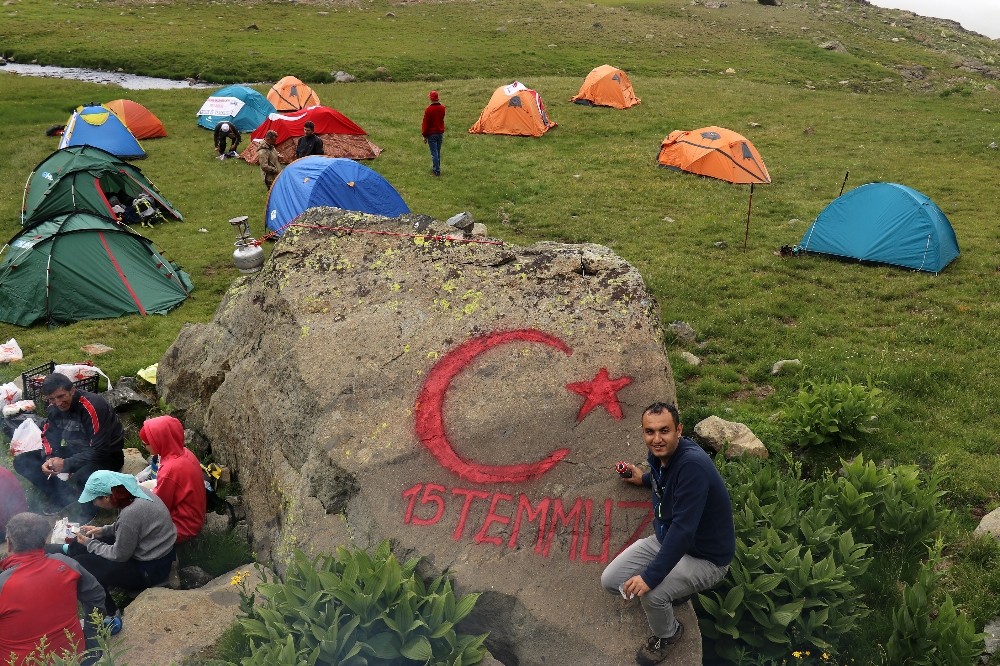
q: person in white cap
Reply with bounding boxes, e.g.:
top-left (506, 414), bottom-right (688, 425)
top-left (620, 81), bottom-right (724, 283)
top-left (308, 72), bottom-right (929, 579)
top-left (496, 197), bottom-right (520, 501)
top-left (214, 121), bottom-right (241, 159)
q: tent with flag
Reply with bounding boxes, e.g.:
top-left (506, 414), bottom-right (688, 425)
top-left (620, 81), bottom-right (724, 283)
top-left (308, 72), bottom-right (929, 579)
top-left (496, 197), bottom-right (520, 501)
top-left (798, 182), bottom-right (960, 273)
top-left (264, 157), bottom-right (409, 236)
top-left (469, 81), bottom-right (557, 137)
top-left (22, 145), bottom-right (182, 226)
top-left (196, 85), bottom-right (275, 132)
top-left (240, 105), bottom-right (383, 164)
top-left (104, 99), bottom-right (167, 139)
top-left (59, 104), bottom-right (145, 159)
top-left (570, 65), bottom-right (641, 109)
top-left (657, 126), bottom-right (770, 184)
top-left (0, 212), bottom-right (193, 326)
top-left (267, 76), bottom-right (321, 112)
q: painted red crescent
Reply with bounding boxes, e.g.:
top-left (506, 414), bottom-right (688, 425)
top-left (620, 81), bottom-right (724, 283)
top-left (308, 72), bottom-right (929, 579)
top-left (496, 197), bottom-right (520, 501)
top-left (414, 329), bottom-right (573, 484)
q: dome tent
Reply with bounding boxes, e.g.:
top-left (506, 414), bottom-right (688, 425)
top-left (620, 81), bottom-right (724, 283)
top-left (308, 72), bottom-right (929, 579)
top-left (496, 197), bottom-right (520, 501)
top-left (196, 85), bottom-right (275, 132)
top-left (570, 65), bottom-right (641, 109)
top-left (469, 81), bottom-right (557, 137)
top-left (0, 212), bottom-right (193, 326)
top-left (265, 157), bottom-right (409, 236)
top-left (267, 76), bottom-right (321, 112)
top-left (240, 106), bottom-right (382, 164)
top-left (104, 99), bottom-right (167, 139)
top-left (798, 182), bottom-right (960, 273)
top-left (22, 145), bottom-right (182, 227)
top-left (657, 126), bottom-right (770, 184)
top-left (59, 104), bottom-right (145, 159)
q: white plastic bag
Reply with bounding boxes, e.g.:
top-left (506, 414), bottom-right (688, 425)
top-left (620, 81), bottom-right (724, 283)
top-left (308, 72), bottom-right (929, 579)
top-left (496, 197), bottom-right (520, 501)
top-left (0, 382), bottom-right (21, 406)
top-left (2, 400), bottom-right (36, 418)
top-left (54, 363), bottom-right (111, 387)
top-left (0, 338), bottom-right (22, 363)
top-left (10, 418), bottom-right (43, 456)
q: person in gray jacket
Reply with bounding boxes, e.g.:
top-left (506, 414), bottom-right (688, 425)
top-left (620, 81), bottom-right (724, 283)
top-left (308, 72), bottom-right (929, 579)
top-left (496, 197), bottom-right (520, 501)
top-left (64, 470), bottom-right (177, 631)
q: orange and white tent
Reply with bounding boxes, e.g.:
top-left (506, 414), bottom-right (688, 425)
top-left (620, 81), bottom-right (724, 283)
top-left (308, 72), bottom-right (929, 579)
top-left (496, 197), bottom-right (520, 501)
top-left (570, 65), bottom-right (640, 109)
top-left (657, 126), bottom-right (771, 184)
top-left (469, 81), bottom-right (557, 137)
top-left (267, 76), bottom-right (321, 112)
top-left (104, 99), bottom-right (167, 139)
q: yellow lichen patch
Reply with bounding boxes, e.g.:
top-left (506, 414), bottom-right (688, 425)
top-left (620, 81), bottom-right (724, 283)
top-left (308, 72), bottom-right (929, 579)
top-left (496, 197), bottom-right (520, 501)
top-left (414, 235), bottom-right (427, 246)
top-left (441, 279), bottom-right (459, 293)
top-left (403, 344), bottom-right (411, 353)
top-left (391, 283), bottom-right (402, 292)
top-left (460, 289), bottom-right (483, 316)
top-left (426, 351), bottom-right (439, 360)
top-left (301, 326), bottom-right (310, 337)
top-left (432, 298), bottom-right (451, 311)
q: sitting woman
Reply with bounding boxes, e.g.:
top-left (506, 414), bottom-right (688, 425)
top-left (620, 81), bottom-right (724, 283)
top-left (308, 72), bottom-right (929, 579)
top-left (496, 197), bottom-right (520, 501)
top-left (67, 470), bottom-right (177, 633)
top-left (138, 415), bottom-right (207, 544)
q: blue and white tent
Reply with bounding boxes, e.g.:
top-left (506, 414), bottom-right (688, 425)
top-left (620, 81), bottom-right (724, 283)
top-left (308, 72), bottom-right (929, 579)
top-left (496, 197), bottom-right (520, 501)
top-left (196, 85), bottom-right (275, 132)
top-left (799, 182), bottom-right (959, 273)
top-left (264, 157), bottom-right (409, 236)
top-left (59, 105), bottom-right (145, 159)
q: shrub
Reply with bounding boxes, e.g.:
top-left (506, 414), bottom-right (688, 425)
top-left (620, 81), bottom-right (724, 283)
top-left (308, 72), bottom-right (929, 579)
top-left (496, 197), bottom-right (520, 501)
top-left (700, 457), bottom-right (872, 662)
top-left (884, 540), bottom-right (985, 665)
top-left (235, 542), bottom-right (487, 666)
top-left (782, 379), bottom-right (884, 449)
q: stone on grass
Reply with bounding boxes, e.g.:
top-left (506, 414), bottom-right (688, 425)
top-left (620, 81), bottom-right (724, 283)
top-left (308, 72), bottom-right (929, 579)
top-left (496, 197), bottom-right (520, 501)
top-left (679, 351), bottom-right (702, 366)
top-left (975, 506), bottom-right (1000, 538)
top-left (332, 71), bottom-right (355, 83)
top-left (694, 415), bottom-right (768, 459)
top-left (770, 358), bottom-right (802, 375)
top-left (669, 320), bottom-right (697, 345)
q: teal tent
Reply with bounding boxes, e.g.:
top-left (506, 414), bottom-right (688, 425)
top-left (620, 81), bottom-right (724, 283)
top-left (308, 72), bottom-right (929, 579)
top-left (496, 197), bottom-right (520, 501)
top-left (0, 212), bottom-right (193, 326)
top-left (22, 146), bottom-right (182, 227)
top-left (799, 182), bottom-right (959, 273)
top-left (196, 85), bottom-right (275, 132)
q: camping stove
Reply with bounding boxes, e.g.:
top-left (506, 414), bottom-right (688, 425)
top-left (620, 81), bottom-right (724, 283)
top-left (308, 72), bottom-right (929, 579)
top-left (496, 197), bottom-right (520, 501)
top-left (229, 215), bottom-right (264, 274)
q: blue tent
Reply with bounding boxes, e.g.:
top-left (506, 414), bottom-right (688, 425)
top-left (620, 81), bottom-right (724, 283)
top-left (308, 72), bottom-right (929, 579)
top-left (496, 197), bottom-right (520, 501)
top-left (59, 105), bottom-right (145, 159)
top-left (196, 85), bottom-right (275, 132)
top-left (265, 157), bottom-right (410, 236)
top-left (799, 182), bottom-right (959, 273)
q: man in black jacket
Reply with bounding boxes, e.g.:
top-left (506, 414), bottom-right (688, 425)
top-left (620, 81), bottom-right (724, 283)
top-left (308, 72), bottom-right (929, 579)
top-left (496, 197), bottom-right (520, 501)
top-left (214, 121), bottom-right (241, 159)
top-left (13, 374), bottom-right (125, 519)
top-left (295, 121), bottom-right (325, 159)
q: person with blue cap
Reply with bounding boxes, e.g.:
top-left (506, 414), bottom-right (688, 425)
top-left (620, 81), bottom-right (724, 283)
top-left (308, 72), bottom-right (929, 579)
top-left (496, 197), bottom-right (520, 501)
top-left (62, 470), bottom-right (177, 635)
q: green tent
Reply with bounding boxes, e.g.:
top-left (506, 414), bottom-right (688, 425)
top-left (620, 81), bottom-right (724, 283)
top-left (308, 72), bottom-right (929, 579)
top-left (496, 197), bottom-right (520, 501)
top-left (0, 212), bottom-right (193, 326)
top-left (22, 145), bottom-right (182, 227)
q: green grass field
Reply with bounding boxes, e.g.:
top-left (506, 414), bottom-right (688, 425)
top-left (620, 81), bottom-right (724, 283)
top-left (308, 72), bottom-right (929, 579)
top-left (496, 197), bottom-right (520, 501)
top-left (2, 0), bottom-right (1000, 660)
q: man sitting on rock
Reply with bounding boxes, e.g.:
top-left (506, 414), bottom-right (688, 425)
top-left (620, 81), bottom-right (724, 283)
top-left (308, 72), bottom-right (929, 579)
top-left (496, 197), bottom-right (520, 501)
top-left (12, 374), bottom-right (125, 522)
top-left (601, 402), bottom-right (735, 666)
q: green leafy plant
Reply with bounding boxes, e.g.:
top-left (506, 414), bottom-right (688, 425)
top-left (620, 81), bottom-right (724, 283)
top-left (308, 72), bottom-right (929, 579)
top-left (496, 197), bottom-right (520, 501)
top-left (783, 379), bottom-right (885, 449)
top-left (235, 542), bottom-right (487, 666)
top-left (884, 539), bottom-right (985, 665)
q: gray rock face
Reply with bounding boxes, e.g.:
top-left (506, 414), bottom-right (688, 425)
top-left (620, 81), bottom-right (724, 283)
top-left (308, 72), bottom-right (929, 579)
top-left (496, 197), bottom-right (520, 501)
top-left (975, 506), bottom-right (1000, 537)
top-left (158, 209), bottom-right (691, 665)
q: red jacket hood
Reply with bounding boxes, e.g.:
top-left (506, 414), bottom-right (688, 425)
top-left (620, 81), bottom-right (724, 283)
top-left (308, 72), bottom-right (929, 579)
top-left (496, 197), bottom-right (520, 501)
top-left (139, 415), bottom-right (186, 458)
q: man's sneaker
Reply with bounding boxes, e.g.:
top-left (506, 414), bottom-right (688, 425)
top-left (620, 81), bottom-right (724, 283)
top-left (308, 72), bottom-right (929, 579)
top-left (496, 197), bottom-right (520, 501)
top-left (635, 622), bottom-right (684, 666)
top-left (103, 615), bottom-right (122, 636)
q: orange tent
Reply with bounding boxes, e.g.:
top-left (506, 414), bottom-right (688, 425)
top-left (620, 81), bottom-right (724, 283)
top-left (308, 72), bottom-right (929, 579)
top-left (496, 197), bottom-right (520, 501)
top-left (469, 81), bottom-right (557, 137)
top-left (657, 126), bottom-right (770, 184)
top-left (267, 76), bottom-right (321, 112)
top-left (104, 99), bottom-right (167, 139)
top-left (570, 65), bottom-right (640, 109)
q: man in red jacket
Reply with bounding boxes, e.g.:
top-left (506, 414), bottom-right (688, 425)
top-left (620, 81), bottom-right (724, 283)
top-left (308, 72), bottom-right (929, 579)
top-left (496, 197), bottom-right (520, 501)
top-left (138, 415), bottom-right (207, 544)
top-left (0, 512), bottom-right (105, 665)
top-left (421, 90), bottom-right (446, 176)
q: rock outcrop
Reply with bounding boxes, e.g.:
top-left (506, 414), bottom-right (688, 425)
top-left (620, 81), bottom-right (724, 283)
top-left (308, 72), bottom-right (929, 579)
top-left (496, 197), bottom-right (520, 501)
top-left (159, 208), bottom-right (691, 665)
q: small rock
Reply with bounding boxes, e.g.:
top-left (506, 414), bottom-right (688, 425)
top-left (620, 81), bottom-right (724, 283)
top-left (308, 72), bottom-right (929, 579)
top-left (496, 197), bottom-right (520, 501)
top-left (446, 211), bottom-right (475, 231)
top-left (983, 617), bottom-right (1000, 655)
top-left (662, 216), bottom-right (675, 223)
top-left (246, 23), bottom-right (259, 30)
top-left (469, 223), bottom-right (489, 238)
top-left (989, 142), bottom-right (998, 150)
top-left (725, 67), bottom-right (736, 74)
top-left (694, 415), bottom-right (768, 459)
top-left (593, 22), bottom-right (603, 29)
top-left (496, 26), bottom-right (507, 33)
top-left (713, 241), bottom-right (727, 249)
top-left (786, 218), bottom-right (801, 225)
top-left (333, 71), bottom-right (355, 83)
top-left (103, 377), bottom-right (155, 411)
top-left (678, 351), bottom-right (702, 366)
top-left (770, 359), bottom-right (802, 375)
top-left (818, 40), bottom-right (848, 53)
top-left (669, 321), bottom-right (697, 345)
top-left (748, 122), bottom-right (762, 128)
top-left (803, 126), bottom-right (815, 134)
top-left (179, 566), bottom-right (215, 589)
top-left (839, 80), bottom-right (850, 85)
top-left (198, 228), bottom-right (208, 233)
top-left (385, 11), bottom-right (395, 17)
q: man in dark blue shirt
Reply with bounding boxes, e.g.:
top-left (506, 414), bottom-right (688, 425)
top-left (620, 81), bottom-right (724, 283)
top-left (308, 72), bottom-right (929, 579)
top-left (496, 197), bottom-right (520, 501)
top-left (601, 402), bottom-right (735, 665)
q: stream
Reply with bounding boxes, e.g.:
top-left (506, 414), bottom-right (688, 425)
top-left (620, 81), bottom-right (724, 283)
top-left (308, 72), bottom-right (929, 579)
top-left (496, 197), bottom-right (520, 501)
top-left (0, 62), bottom-right (214, 90)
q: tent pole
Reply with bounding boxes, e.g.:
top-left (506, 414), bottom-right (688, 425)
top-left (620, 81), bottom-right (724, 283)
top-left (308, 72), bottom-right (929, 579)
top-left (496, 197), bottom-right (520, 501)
top-left (839, 170), bottom-right (850, 196)
top-left (743, 183), bottom-right (754, 254)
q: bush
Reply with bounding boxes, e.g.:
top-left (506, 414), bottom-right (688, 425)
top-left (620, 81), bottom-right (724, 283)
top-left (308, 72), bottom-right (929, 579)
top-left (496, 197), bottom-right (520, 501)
top-left (234, 542), bottom-right (487, 666)
top-left (885, 540), bottom-right (984, 665)
top-left (782, 379), bottom-right (884, 449)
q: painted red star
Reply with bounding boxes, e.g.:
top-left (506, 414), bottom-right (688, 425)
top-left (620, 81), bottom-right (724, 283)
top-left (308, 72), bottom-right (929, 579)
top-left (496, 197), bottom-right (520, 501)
top-left (565, 368), bottom-right (632, 422)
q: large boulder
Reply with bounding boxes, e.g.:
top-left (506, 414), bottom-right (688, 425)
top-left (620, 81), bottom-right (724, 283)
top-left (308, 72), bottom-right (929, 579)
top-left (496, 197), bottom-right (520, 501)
top-left (158, 209), bottom-right (689, 665)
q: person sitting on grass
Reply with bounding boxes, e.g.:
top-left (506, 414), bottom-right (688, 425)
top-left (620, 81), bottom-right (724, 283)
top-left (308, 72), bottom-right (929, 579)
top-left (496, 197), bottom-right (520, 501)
top-left (63, 471), bottom-right (177, 635)
top-left (138, 415), bottom-right (207, 544)
top-left (1, 512), bottom-right (105, 666)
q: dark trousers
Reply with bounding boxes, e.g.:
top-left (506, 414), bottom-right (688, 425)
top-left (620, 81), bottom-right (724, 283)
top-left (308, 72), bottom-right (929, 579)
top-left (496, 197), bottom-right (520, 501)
top-left (217, 138), bottom-right (237, 155)
top-left (13, 447), bottom-right (124, 507)
top-left (68, 537), bottom-right (175, 615)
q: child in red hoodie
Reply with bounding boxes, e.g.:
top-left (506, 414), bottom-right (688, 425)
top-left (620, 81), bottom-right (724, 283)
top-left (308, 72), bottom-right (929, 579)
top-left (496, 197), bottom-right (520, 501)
top-left (138, 416), bottom-right (206, 543)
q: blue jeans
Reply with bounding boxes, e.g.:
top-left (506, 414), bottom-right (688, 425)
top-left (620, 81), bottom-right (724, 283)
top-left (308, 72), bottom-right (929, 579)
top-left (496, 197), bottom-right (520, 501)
top-left (427, 133), bottom-right (443, 174)
top-left (601, 535), bottom-right (729, 638)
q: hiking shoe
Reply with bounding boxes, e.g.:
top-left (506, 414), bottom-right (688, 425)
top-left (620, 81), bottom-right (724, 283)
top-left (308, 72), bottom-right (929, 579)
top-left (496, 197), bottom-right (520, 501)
top-left (103, 615), bottom-right (122, 636)
top-left (635, 623), bottom-right (684, 666)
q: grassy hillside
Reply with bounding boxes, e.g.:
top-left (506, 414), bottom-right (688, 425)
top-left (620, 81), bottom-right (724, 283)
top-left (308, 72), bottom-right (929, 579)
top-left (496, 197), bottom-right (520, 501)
top-left (2, 0), bottom-right (1000, 660)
